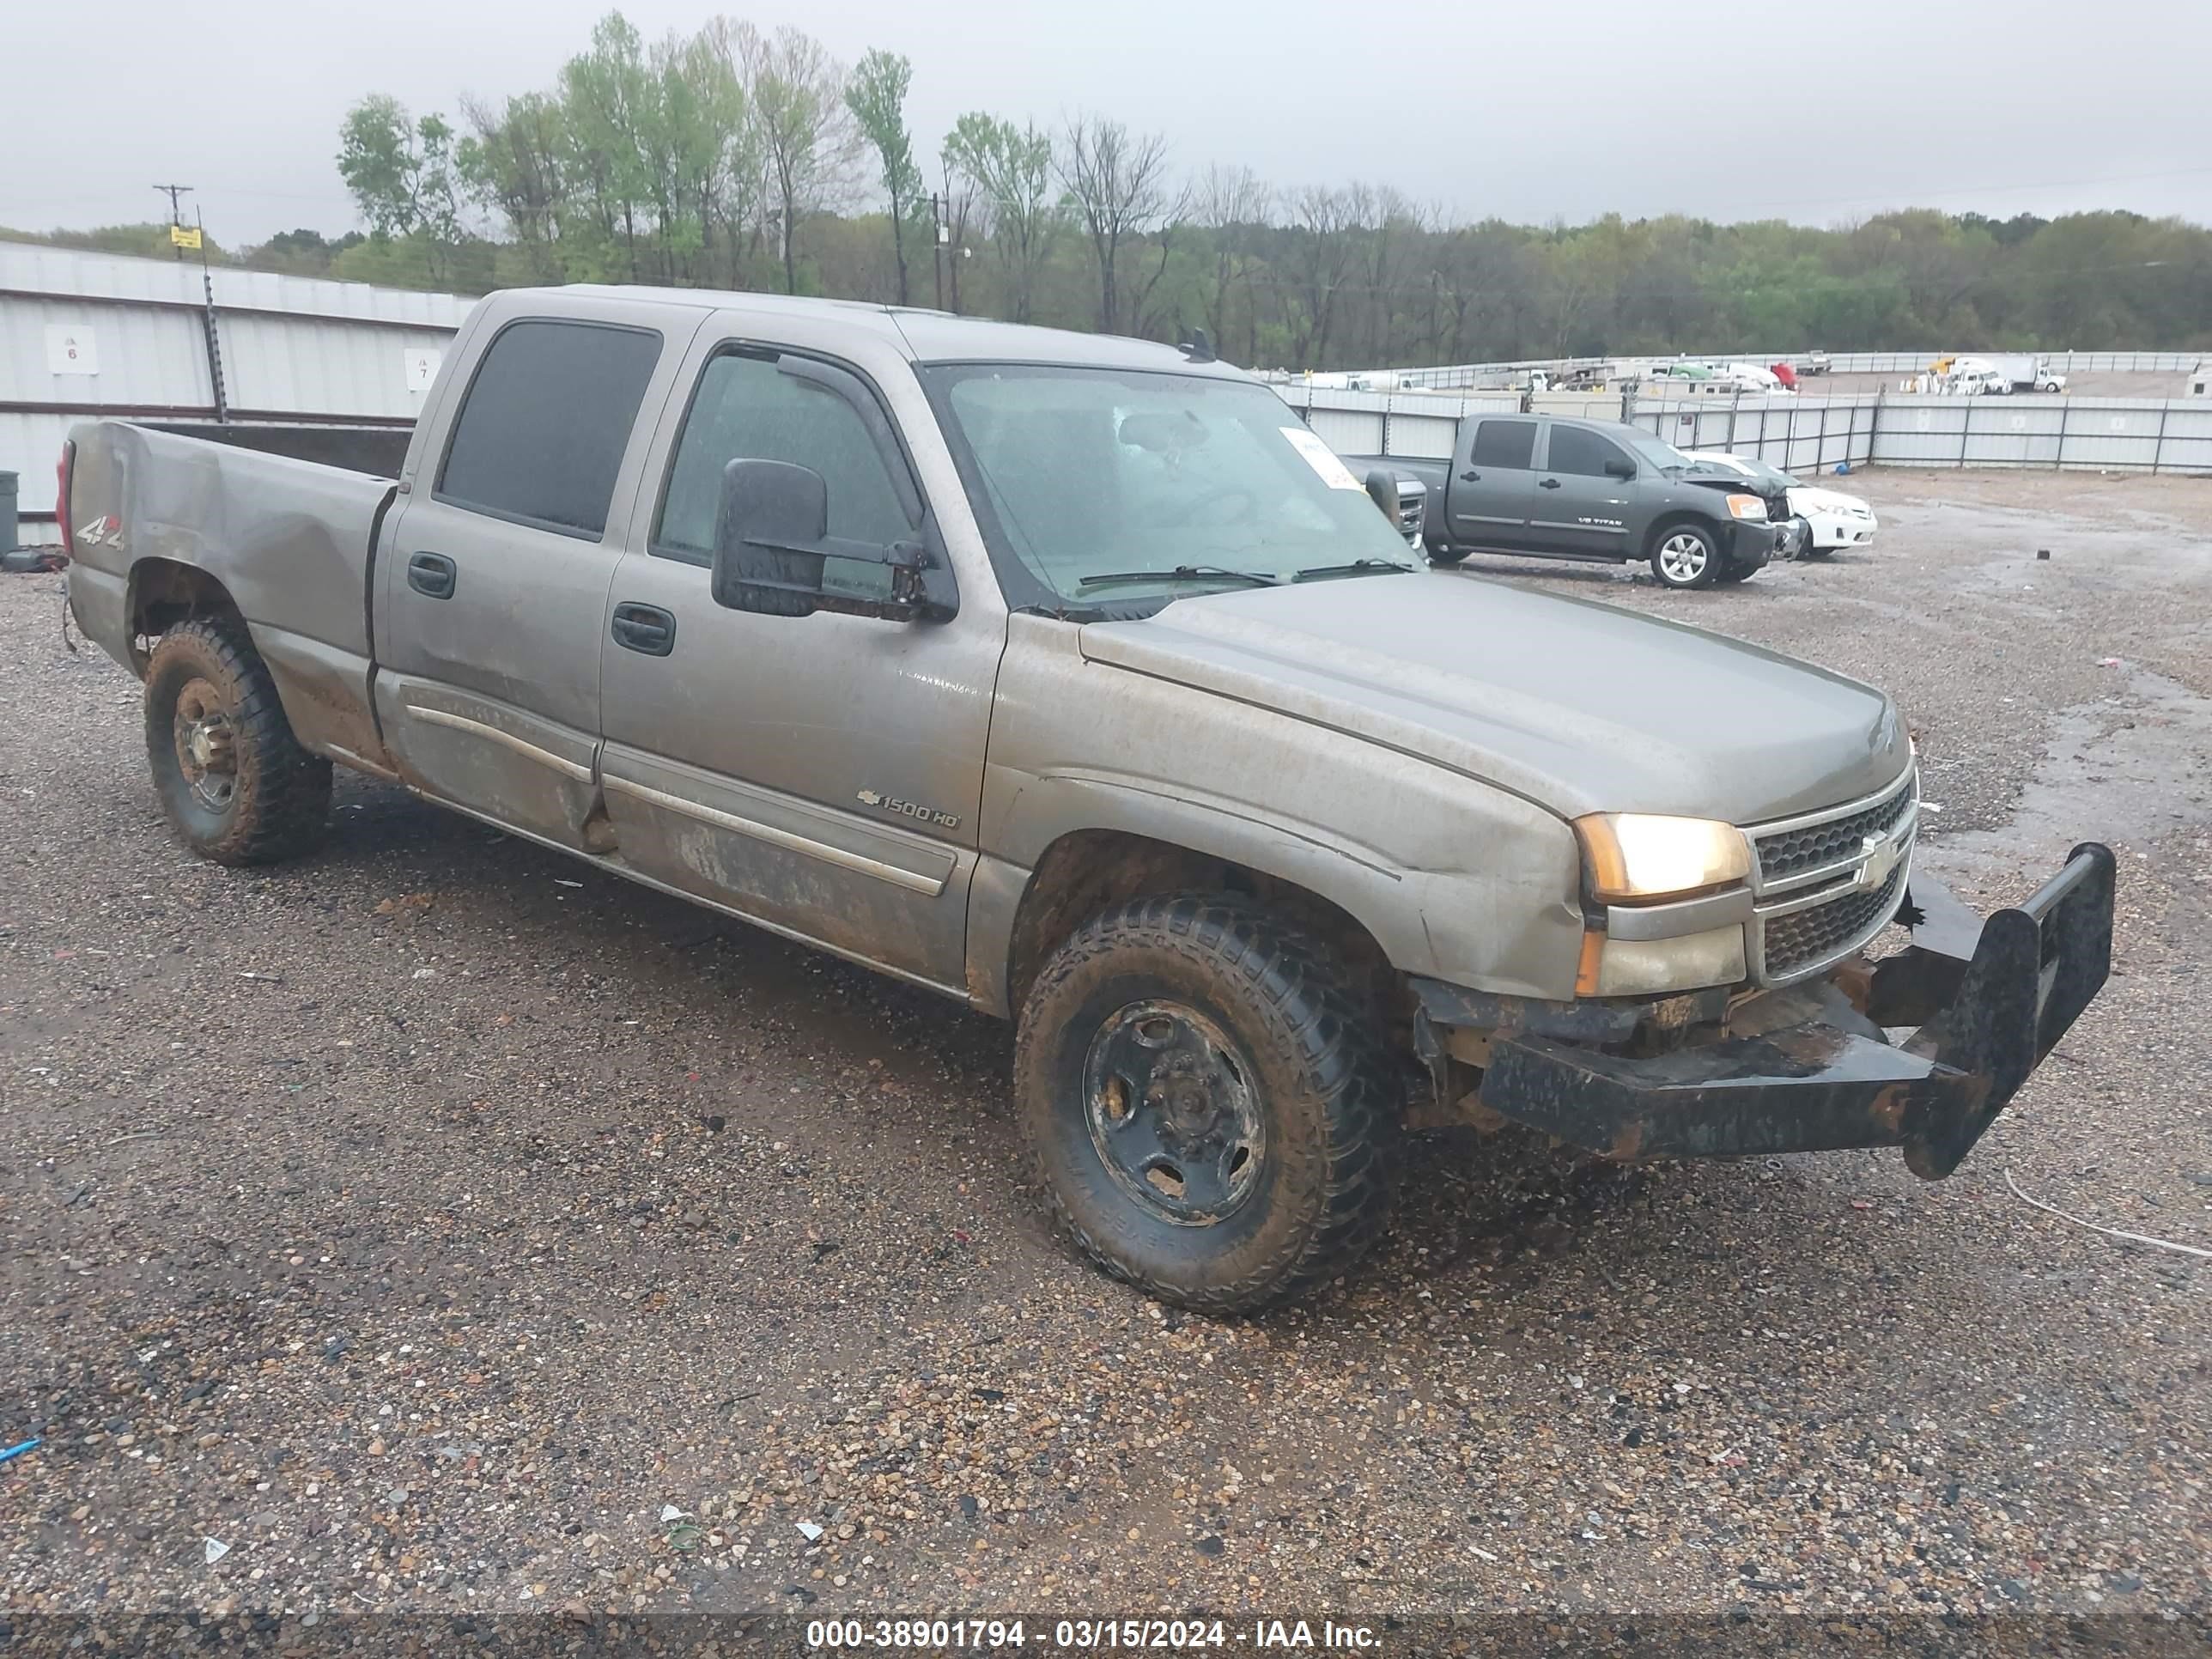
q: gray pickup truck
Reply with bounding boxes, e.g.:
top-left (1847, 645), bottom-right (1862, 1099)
top-left (60, 287), bottom-right (2113, 1311)
top-left (1352, 413), bottom-right (1797, 586)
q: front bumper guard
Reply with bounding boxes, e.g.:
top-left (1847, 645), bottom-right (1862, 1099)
top-left (1440, 844), bottom-right (2115, 1178)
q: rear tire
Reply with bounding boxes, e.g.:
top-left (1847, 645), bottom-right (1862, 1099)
top-left (1426, 544), bottom-right (1469, 568)
top-left (1014, 895), bottom-right (1401, 1312)
top-left (143, 617), bottom-right (331, 866)
top-left (1650, 523), bottom-right (1719, 589)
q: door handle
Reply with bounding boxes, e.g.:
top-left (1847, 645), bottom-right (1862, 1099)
top-left (1538, 477), bottom-right (1562, 489)
top-left (407, 551), bottom-right (456, 599)
top-left (611, 602), bottom-right (677, 657)
top-left (1459, 469), bottom-right (1481, 482)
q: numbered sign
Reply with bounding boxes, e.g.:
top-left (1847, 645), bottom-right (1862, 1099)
top-left (403, 349), bottom-right (444, 392)
top-left (46, 325), bottom-right (99, 375)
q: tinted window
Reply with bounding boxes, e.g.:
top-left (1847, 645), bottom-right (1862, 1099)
top-left (437, 320), bottom-right (660, 537)
top-left (1470, 419), bottom-right (1536, 470)
top-left (1546, 425), bottom-right (1627, 477)
top-left (657, 353), bottom-right (915, 596)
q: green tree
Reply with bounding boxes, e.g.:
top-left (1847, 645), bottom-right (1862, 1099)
top-left (739, 22), bottom-right (860, 294)
top-left (846, 50), bottom-right (923, 306)
top-left (337, 94), bottom-right (464, 279)
top-left (945, 113), bottom-right (1060, 324)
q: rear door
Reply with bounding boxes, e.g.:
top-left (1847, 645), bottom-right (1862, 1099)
top-left (374, 296), bottom-right (696, 849)
top-left (1444, 416), bottom-right (1539, 545)
top-left (1527, 422), bottom-right (1637, 560)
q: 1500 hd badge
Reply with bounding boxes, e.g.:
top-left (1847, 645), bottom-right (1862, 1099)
top-left (857, 788), bottom-right (961, 830)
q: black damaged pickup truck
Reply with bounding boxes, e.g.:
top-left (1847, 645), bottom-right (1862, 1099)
top-left (1351, 412), bottom-right (1796, 587)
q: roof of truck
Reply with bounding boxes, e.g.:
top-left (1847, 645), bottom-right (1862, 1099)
top-left (517, 285), bottom-right (1238, 376)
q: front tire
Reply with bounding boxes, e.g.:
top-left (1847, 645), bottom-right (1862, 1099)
top-left (143, 617), bottom-right (331, 865)
top-left (1014, 896), bottom-right (1401, 1313)
top-left (1650, 524), bottom-right (1719, 589)
top-left (1426, 544), bottom-right (1469, 568)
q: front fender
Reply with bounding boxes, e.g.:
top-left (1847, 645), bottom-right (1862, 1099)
top-left (969, 617), bottom-right (1589, 1014)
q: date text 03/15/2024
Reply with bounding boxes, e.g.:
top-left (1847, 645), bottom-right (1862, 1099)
top-left (803, 1620), bottom-right (1382, 1650)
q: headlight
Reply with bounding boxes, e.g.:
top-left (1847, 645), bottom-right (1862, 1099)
top-left (1725, 493), bottom-right (1768, 520)
top-left (1574, 813), bottom-right (1752, 902)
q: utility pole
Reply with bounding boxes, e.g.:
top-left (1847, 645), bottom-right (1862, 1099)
top-left (931, 191), bottom-right (946, 311)
top-left (153, 183), bottom-right (193, 260)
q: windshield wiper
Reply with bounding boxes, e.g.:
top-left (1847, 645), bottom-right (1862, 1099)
top-left (1292, 558), bottom-right (1418, 582)
top-left (1077, 565), bottom-right (1279, 591)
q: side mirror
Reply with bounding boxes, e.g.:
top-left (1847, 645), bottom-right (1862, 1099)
top-left (1604, 457), bottom-right (1636, 480)
top-left (710, 458), bottom-right (955, 623)
top-left (1363, 467), bottom-right (1401, 522)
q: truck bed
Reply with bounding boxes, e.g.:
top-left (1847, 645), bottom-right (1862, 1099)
top-left (64, 421), bottom-right (397, 773)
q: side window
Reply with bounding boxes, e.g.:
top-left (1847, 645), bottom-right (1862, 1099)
top-left (656, 350), bottom-right (915, 591)
top-left (436, 320), bottom-right (661, 538)
top-left (1545, 425), bottom-right (1626, 477)
top-left (1469, 419), bottom-right (1537, 470)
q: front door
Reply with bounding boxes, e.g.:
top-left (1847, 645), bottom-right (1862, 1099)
top-left (1526, 422), bottom-right (1638, 560)
top-left (374, 301), bottom-right (690, 848)
top-left (593, 316), bottom-right (1001, 995)
top-left (1446, 416), bottom-right (1538, 546)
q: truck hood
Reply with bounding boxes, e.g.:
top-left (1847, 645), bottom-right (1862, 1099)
top-left (1078, 574), bottom-right (1909, 823)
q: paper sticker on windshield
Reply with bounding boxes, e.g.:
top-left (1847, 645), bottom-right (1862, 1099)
top-left (1280, 426), bottom-right (1365, 490)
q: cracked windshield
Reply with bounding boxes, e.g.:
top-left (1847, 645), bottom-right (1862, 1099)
top-left (931, 366), bottom-right (1419, 605)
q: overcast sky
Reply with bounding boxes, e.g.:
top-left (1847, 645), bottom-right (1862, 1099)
top-left (9, 0), bottom-right (2210, 246)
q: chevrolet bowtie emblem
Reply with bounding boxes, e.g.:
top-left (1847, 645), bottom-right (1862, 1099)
top-left (1856, 830), bottom-right (1901, 892)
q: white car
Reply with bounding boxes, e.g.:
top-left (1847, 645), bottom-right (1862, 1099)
top-left (1685, 452), bottom-right (1879, 558)
top-left (1790, 480), bottom-right (1880, 556)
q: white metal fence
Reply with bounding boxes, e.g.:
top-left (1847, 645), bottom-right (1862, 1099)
top-left (3, 241), bottom-right (466, 537)
top-left (1382, 349), bottom-right (2206, 389)
top-left (1273, 385), bottom-right (2212, 477)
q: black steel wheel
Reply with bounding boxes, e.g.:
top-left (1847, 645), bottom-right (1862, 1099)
top-left (143, 617), bottom-right (331, 866)
top-left (1015, 895), bottom-right (1401, 1312)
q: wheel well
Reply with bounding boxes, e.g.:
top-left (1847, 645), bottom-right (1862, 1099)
top-left (128, 560), bottom-right (241, 672)
top-left (1642, 512), bottom-right (1717, 561)
top-left (1005, 830), bottom-right (1404, 1030)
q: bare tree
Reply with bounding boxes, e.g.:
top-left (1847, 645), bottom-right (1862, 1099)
top-left (1194, 162), bottom-right (1270, 360)
top-left (1286, 185), bottom-right (1358, 367)
top-left (1055, 114), bottom-right (1182, 333)
top-left (736, 23), bottom-right (861, 294)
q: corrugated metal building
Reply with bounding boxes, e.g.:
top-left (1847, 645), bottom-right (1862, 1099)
top-left (1, 241), bottom-right (469, 540)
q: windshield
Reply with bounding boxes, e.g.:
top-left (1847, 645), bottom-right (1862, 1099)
top-left (923, 364), bottom-right (1419, 609)
top-left (1621, 429), bottom-right (1694, 472)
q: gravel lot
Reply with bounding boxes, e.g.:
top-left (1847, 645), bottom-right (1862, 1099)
top-left (3, 469), bottom-right (2209, 1631)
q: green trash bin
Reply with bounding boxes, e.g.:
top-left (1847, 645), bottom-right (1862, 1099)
top-left (0, 471), bottom-right (17, 554)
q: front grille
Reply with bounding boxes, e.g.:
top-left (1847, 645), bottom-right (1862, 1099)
top-left (1754, 773), bottom-right (1916, 884)
top-left (1759, 865), bottom-right (1906, 980)
top-left (1395, 483), bottom-right (1426, 539)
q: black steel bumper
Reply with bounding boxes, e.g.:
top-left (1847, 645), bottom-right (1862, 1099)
top-left (1727, 520), bottom-right (1778, 569)
top-left (1425, 845), bottom-right (2116, 1178)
